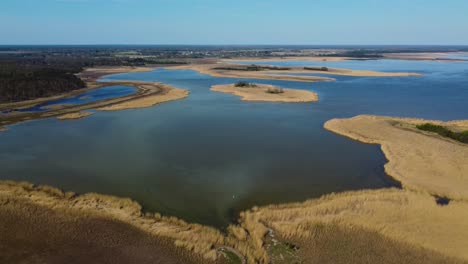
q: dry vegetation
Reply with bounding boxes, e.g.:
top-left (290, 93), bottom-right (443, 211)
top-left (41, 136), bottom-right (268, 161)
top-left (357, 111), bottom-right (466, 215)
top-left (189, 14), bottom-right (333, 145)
top-left (2, 114), bottom-right (468, 264)
top-left (324, 115), bottom-right (468, 200)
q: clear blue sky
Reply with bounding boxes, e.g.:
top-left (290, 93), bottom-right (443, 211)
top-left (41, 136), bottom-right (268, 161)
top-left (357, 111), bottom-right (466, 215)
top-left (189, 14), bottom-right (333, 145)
top-left (1, 0), bottom-right (467, 45)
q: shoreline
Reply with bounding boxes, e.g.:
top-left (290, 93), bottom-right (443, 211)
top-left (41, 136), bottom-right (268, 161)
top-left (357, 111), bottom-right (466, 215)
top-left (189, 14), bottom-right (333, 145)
top-left (3, 112), bottom-right (468, 263)
top-left (211, 83), bottom-right (318, 103)
top-left (0, 67), bottom-right (189, 132)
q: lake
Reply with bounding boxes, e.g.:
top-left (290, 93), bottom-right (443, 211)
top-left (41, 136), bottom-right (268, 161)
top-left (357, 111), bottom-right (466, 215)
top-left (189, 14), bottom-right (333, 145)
top-left (1, 59), bottom-right (467, 227)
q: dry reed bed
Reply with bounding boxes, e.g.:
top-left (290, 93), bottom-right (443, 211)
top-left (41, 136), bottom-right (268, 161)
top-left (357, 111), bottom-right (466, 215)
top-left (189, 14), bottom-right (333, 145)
top-left (324, 115), bottom-right (468, 200)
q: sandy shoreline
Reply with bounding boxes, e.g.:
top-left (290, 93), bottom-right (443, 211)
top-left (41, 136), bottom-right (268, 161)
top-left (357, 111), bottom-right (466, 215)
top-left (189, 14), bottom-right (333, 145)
top-left (211, 83), bottom-right (318, 103)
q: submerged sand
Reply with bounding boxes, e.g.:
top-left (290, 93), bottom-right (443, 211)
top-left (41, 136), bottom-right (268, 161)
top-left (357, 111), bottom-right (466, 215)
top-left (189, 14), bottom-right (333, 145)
top-left (324, 115), bottom-right (468, 200)
top-left (211, 83), bottom-right (318, 103)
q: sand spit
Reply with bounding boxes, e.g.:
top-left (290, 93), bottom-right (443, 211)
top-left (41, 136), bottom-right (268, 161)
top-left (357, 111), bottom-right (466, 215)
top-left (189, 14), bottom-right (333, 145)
top-left (211, 83), bottom-right (318, 103)
top-left (98, 84), bottom-right (189, 111)
top-left (57, 111), bottom-right (94, 120)
top-left (170, 63), bottom-right (420, 81)
top-left (169, 64), bottom-right (335, 83)
top-left (324, 115), bottom-right (468, 200)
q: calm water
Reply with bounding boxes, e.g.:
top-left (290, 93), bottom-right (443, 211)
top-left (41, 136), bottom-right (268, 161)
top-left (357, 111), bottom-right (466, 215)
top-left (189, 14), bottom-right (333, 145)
top-left (18, 85), bottom-right (136, 112)
top-left (1, 59), bottom-right (467, 227)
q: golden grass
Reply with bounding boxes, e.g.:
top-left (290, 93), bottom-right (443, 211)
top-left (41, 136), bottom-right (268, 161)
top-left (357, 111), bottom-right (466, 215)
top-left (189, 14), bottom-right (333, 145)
top-left (57, 111), bottom-right (93, 120)
top-left (211, 83), bottom-right (318, 103)
top-left (0, 181), bottom-right (225, 261)
top-left (287, 222), bottom-right (464, 264)
top-left (244, 188), bottom-right (468, 261)
top-left (2, 180), bottom-right (468, 264)
top-left (324, 115), bottom-right (468, 200)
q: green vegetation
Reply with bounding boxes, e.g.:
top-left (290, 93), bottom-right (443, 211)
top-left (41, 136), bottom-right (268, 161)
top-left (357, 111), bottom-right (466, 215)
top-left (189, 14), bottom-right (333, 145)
top-left (234, 81), bottom-right (256, 87)
top-left (0, 65), bottom-right (86, 102)
top-left (416, 123), bottom-right (468, 143)
top-left (220, 248), bottom-right (243, 264)
top-left (214, 65), bottom-right (291, 72)
top-left (304, 66), bottom-right (328, 71)
top-left (268, 241), bottom-right (301, 264)
top-left (266, 87), bottom-right (284, 94)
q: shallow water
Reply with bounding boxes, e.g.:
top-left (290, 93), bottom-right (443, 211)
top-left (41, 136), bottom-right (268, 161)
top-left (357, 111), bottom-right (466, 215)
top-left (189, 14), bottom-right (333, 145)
top-left (1, 59), bottom-right (467, 227)
top-left (18, 85), bottom-right (136, 112)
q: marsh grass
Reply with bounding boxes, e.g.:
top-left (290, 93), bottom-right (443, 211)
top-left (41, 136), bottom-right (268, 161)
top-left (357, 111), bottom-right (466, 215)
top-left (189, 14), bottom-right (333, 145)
top-left (288, 223), bottom-right (463, 264)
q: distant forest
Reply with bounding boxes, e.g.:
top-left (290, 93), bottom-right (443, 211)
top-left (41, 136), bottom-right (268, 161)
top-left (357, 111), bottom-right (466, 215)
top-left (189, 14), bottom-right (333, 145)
top-left (0, 64), bottom-right (85, 103)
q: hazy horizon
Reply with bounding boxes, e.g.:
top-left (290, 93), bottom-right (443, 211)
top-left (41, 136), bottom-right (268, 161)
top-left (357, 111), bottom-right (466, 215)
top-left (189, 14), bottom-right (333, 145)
top-left (1, 0), bottom-right (468, 45)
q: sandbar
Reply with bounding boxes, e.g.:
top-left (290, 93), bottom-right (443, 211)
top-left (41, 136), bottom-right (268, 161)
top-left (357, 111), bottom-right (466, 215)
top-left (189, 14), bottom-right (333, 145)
top-left (324, 115), bottom-right (468, 200)
top-left (170, 63), bottom-right (421, 81)
top-left (57, 111), bottom-right (94, 120)
top-left (211, 83), bottom-right (318, 103)
top-left (169, 64), bottom-right (335, 83)
top-left (98, 83), bottom-right (189, 111)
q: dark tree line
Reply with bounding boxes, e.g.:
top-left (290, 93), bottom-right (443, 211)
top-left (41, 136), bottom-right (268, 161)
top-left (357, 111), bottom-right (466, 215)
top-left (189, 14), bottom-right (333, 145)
top-left (0, 64), bottom-right (85, 103)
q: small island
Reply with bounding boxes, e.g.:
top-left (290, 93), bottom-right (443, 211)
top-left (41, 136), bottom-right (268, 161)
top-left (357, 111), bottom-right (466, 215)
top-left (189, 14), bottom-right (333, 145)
top-left (211, 82), bottom-right (318, 103)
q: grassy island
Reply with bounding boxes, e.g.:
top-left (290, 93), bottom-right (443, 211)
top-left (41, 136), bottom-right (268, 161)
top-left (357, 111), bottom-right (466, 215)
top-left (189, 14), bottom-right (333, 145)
top-left (211, 83), bottom-right (317, 103)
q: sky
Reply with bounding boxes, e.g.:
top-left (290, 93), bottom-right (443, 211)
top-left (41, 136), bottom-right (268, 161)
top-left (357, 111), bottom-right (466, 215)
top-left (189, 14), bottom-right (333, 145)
top-left (1, 0), bottom-right (468, 45)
